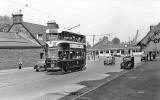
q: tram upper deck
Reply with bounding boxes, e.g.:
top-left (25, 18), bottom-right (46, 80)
top-left (46, 31), bottom-right (86, 43)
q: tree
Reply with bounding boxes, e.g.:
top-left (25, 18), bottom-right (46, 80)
top-left (86, 41), bottom-right (92, 49)
top-left (112, 37), bottom-right (120, 44)
top-left (0, 15), bottom-right (12, 32)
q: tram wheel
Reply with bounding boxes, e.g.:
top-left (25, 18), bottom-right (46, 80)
top-left (79, 65), bottom-right (86, 71)
top-left (127, 62), bottom-right (132, 69)
top-left (82, 66), bottom-right (86, 71)
top-left (35, 68), bottom-right (39, 72)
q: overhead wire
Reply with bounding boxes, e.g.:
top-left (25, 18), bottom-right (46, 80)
top-left (6, 0), bottom-right (79, 25)
top-left (5, 0), bottom-right (118, 43)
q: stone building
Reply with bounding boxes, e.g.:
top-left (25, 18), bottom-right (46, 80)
top-left (8, 12), bottom-right (47, 45)
top-left (0, 32), bottom-right (43, 69)
top-left (92, 37), bottom-right (140, 57)
top-left (0, 12), bottom-right (50, 69)
top-left (137, 24), bottom-right (160, 60)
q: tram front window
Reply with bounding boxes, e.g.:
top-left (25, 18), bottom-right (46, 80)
top-left (48, 49), bottom-right (58, 59)
top-left (46, 33), bottom-right (58, 41)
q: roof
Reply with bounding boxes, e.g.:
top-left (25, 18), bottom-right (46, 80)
top-left (93, 39), bottom-right (123, 50)
top-left (0, 32), bottom-right (42, 48)
top-left (61, 31), bottom-right (85, 37)
top-left (137, 23), bottom-right (160, 46)
top-left (21, 22), bottom-right (47, 46)
top-left (93, 39), bottom-right (139, 50)
top-left (22, 22), bottom-right (47, 36)
top-left (93, 43), bottom-right (124, 50)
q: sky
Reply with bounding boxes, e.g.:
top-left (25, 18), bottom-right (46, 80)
top-left (1, 0), bottom-right (160, 45)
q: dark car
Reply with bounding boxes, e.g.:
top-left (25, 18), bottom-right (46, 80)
top-left (120, 55), bottom-right (134, 69)
top-left (104, 56), bottom-right (115, 65)
top-left (34, 59), bottom-right (46, 72)
top-left (141, 54), bottom-right (148, 61)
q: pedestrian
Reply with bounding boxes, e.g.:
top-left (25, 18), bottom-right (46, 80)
top-left (40, 51), bottom-right (44, 59)
top-left (18, 58), bottom-right (23, 70)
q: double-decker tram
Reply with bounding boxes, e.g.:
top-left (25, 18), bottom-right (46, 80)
top-left (45, 31), bottom-right (86, 73)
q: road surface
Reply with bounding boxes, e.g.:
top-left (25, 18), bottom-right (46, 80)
top-left (75, 59), bottom-right (160, 100)
top-left (0, 57), bottom-right (140, 100)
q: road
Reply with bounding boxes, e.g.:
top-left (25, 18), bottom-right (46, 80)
top-left (0, 57), bottom-right (141, 100)
top-left (75, 59), bottom-right (160, 100)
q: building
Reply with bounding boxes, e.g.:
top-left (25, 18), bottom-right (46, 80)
top-left (137, 24), bottom-right (160, 60)
top-left (91, 36), bottom-right (140, 57)
top-left (0, 11), bottom-right (59, 69)
top-left (8, 12), bottom-right (47, 46)
top-left (0, 32), bottom-right (43, 69)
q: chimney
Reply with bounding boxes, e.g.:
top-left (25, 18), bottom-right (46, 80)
top-left (12, 10), bottom-right (23, 24)
top-left (150, 25), bottom-right (154, 31)
top-left (46, 20), bottom-right (59, 33)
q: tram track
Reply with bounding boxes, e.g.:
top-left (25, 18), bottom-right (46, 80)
top-left (70, 62), bottom-right (144, 100)
top-left (0, 75), bottom-right (54, 89)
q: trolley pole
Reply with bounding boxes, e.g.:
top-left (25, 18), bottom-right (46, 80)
top-left (93, 35), bottom-right (95, 60)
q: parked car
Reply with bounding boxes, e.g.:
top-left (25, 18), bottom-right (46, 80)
top-left (120, 56), bottom-right (134, 69)
top-left (34, 59), bottom-right (46, 72)
top-left (141, 54), bottom-right (148, 61)
top-left (113, 53), bottom-right (121, 57)
top-left (104, 56), bottom-right (115, 65)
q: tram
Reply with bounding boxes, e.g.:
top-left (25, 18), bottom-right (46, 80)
top-left (45, 31), bottom-right (86, 73)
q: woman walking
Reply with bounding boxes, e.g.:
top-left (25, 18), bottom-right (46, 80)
top-left (18, 58), bottom-right (23, 70)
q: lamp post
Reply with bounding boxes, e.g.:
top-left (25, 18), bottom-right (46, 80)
top-left (93, 35), bottom-right (95, 60)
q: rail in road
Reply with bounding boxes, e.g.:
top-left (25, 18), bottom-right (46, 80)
top-left (0, 58), bottom-right (98, 89)
top-left (0, 56), bottom-right (141, 100)
top-left (68, 57), bottom-right (143, 100)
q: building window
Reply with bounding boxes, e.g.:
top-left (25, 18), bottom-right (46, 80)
top-left (106, 50), bottom-right (109, 53)
top-left (100, 50), bottom-right (103, 54)
top-left (132, 49), bottom-right (135, 52)
top-left (121, 50), bottom-right (124, 54)
top-left (117, 50), bottom-right (120, 53)
top-left (111, 50), bottom-right (113, 53)
top-left (37, 34), bottom-right (43, 40)
top-left (96, 51), bottom-right (99, 55)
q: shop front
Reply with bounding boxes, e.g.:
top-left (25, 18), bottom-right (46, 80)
top-left (138, 23), bottom-right (160, 60)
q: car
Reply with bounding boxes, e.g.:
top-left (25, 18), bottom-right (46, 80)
top-left (141, 54), bottom-right (148, 61)
top-left (34, 59), bottom-right (46, 72)
top-left (104, 56), bottom-right (115, 65)
top-left (120, 56), bottom-right (134, 69)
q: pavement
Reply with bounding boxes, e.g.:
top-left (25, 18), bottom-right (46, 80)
top-left (0, 58), bottom-right (98, 75)
top-left (0, 67), bottom-right (32, 75)
top-left (74, 59), bottom-right (160, 100)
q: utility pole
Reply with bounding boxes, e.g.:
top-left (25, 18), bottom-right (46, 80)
top-left (93, 35), bottom-right (95, 60)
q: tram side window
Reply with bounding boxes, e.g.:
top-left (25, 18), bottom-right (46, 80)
top-left (64, 35), bottom-right (69, 40)
top-left (58, 51), bottom-right (63, 58)
top-left (79, 50), bottom-right (83, 58)
top-left (64, 51), bottom-right (69, 59)
top-left (70, 51), bottom-right (73, 59)
top-left (71, 51), bottom-right (76, 59)
top-left (79, 36), bottom-right (85, 43)
top-left (137, 49), bottom-right (141, 52)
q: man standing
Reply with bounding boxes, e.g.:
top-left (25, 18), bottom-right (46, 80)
top-left (18, 58), bottom-right (23, 70)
